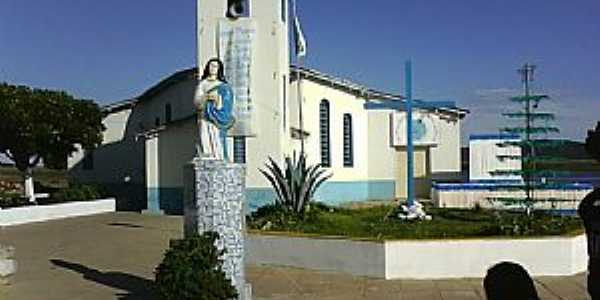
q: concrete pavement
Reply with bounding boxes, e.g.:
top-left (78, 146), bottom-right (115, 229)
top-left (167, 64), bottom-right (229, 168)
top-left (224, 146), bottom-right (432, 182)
top-left (0, 212), bottom-right (591, 299)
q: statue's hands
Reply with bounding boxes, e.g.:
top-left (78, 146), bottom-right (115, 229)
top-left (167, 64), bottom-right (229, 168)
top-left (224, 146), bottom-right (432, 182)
top-left (205, 93), bottom-right (217, 102)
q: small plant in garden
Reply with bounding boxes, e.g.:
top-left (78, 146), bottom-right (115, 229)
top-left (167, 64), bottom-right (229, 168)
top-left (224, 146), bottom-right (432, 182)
top-left (154, 232), bottom-right (237, 300)
top-left (259, 151), bottom-right (332, 215)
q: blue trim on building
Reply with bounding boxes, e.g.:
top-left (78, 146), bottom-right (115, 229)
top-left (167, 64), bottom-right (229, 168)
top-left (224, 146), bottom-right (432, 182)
top-left (146, 188), bottom-right (162, 214)
top-left (144, 180), bottom-right (396, 215)
top-left (432, 182), bottom-right (593, 191)
top-left (469, 134), bottom-right (520, 141)
top-left (364, 99), bottom-right (457, 111)
top-left (246, 188), bottom-right (277, 212)
top-left (146, 187), bottom-right (183, 215)
top-left (314, 180), bottom-right (396, 205)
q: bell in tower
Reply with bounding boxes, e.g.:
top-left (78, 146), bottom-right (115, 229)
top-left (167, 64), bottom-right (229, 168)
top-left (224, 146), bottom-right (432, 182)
top-left (226, 0), bottom-right (246, 19)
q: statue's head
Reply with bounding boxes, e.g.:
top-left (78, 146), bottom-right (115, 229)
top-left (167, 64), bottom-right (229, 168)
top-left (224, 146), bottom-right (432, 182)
top-left (201, 58), bottom-right (226, 83)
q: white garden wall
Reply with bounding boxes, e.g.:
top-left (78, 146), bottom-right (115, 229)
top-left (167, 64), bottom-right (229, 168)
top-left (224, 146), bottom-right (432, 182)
top-left (0, 198), bottom-right (116, 226)
top-left (247, 233), bottom-right (587, 279)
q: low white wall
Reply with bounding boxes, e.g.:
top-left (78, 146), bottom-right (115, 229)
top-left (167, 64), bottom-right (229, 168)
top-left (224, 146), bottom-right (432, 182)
top-left (247, 234), bottom-right (587, 279)
top-left (247, 234), bottom-right (385, 278)
top-left (385, 235), bottom-right (587, 279)
top-left (0, 198), bottom-right (116, 226)
top-left (433, 187), bottom-right (591, 210)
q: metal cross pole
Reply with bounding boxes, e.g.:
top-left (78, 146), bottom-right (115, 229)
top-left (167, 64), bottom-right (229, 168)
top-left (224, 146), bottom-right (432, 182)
top-left (405, 60), bottom-right (415, 208)
top-left (364, 64), bottom-right (456, 208)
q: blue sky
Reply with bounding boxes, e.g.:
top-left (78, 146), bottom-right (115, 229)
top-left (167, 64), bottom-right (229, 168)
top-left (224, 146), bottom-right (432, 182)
top-left (1, 0), bottom-right (598, 144)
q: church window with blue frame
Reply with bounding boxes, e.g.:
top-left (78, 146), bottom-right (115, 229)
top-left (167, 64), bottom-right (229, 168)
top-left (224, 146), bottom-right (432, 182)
top-left (320, 99), bottom-right (331, 167)
top-left (343, 113), bottom-right (353, 167)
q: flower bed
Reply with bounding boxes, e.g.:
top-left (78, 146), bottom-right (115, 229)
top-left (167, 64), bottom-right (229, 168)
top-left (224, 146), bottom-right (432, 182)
top-left (247, 203), bottom-right (584, 240)
top-left (246, 203), bottom-right (587, 279)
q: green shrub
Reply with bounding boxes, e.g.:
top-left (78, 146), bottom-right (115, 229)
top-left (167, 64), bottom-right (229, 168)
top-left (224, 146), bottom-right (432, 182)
top-left (259, 151), bottom-right (332, 215)
top-left (49, 184), bottom-right (102, 203)
top-left (154, 232), bottom-right (238, 300)
top-left (485, 211), bottom-right (579, 236)
top-left (0, 191), bottom-right (28, 208)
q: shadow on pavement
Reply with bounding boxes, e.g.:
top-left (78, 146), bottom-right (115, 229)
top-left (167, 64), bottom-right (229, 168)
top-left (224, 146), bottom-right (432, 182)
top-left (107, 222), bottom-right (144, 229)
top-left (50, 259), bottom-right (156, 300)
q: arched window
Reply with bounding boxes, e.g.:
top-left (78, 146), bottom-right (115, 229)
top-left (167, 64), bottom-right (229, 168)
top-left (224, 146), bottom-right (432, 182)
top-left (165, 103), bottom-right (172, 123)
top-left (343, 114), bottom-right (353, 167)
top-left (319, 99), bottom-right (331, 167)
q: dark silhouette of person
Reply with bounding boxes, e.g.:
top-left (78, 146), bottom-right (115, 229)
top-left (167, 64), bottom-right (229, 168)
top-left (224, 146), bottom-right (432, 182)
top-left (483, 261), bottom-right (540, 300)
top-left (580, 122), bottom-right (600, 300)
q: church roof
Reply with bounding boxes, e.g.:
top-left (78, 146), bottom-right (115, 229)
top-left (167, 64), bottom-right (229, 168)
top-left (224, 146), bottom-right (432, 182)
top-left (103, 66), bottom-right (468, 117)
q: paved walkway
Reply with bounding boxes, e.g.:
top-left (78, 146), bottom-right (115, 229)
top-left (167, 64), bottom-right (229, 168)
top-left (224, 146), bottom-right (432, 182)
top-left (0, 212), bottom-right (591, 300)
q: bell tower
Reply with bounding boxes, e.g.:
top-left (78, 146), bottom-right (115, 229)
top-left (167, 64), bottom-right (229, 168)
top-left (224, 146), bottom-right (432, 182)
top-left (196, 0), bottom-right (291, 184)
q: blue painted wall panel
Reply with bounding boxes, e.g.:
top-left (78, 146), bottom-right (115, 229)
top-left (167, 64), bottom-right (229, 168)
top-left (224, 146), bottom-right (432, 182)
top-left (144, 180), bottom-right (396, 215)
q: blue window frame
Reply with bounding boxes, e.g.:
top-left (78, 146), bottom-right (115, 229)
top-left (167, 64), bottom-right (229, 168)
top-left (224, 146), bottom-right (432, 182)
top-left (343, 114), bottom-right (353, 167)
top-left (320, 99), bottom-right (331, 167)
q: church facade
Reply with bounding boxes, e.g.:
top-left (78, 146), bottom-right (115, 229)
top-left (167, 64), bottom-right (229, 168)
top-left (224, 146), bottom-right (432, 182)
top-left (68, 0), bottom-right (468, 214)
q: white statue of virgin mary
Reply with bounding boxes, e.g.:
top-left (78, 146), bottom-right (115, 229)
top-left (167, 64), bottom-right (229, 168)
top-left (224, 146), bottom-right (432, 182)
top-left (193, 58), bottom-right (235, 161)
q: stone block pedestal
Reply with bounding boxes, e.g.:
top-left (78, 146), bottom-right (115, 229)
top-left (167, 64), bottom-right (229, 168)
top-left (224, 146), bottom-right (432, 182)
top-left (183, 157), bottom-right (251, 300)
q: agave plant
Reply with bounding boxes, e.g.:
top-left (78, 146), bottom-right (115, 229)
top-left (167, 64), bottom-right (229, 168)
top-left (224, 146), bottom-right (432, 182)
top-left (259, 151), bottom-right (332, 214)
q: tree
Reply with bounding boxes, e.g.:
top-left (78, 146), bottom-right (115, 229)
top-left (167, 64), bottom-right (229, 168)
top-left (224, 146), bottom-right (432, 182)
top-left (585, 122), bottom-right (600, 162)
top-left (491, 64), bottom-right (563, 216)
top-left (0, 82), bottom-right (104, 202)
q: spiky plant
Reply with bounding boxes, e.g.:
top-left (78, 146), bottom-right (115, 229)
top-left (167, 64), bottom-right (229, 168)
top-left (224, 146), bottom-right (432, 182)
top-left (260, 151), bottom-right (332, 214)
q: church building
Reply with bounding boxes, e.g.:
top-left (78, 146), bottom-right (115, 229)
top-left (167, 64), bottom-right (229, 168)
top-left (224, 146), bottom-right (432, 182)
top-left (68, 0), bottom-right (468, 214)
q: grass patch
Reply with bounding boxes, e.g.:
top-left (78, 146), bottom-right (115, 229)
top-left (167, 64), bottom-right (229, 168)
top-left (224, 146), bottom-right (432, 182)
top-left (247, 203), bottom-right (584, 241)
top-left (537, 159), bottom-right (600, 172)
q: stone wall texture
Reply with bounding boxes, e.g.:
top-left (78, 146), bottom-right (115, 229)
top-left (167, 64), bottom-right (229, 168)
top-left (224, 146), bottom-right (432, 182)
top-left (184, 158), bottom-right (249, 299)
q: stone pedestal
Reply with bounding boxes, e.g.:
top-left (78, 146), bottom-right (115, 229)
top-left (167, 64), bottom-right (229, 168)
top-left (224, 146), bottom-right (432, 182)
top-left (183, 157), bottom-right (251, 300)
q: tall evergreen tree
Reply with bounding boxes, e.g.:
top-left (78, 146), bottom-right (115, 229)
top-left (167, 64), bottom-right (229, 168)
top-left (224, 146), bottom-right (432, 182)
top-left (491, 64), bottom-right (564, 215)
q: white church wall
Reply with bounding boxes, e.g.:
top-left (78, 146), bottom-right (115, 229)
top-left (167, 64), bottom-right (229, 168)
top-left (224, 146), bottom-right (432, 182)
top-left (429, 112), bottom-right (462, 173)
top-left (290, 80), bottom-right (369, 181)
top-left (366, 110), bottom-right (398, 181)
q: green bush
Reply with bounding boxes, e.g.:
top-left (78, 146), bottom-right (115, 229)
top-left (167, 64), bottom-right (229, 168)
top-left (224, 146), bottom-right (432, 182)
top-left (248, 203), bottom-right (327, 230)
top-left (154, 232), bottom-right (238, 300)
top-left (484, 211), bottom-right (578, 236)
top-left (0, 191), bottom-right (28, 208)
top-left (49, 184), bottom-right (102, 203)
